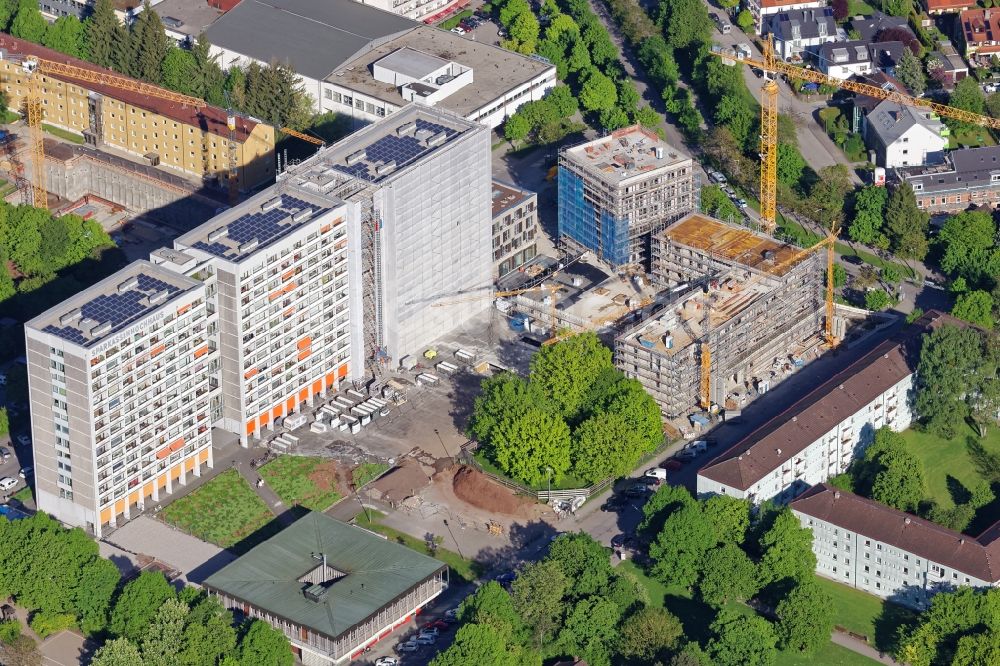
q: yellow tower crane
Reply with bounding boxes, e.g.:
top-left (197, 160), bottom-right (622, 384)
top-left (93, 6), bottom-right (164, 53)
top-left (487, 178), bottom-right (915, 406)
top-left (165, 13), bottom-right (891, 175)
top-left (280, 127), bottom-right (326, 146)
top-left (17, 57), bottom-right (205, 210)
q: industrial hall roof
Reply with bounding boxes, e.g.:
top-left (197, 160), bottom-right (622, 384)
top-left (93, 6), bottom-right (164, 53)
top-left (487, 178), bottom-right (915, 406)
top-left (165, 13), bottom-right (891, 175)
top-left (203, 512), bottom-right (445, 640)
top-left (205, 0), bottom-right (416, 81)
top-left (0, 35), bottom-right (261, 143)
top-left (698, 311), bottom-right (959, 491)
top-left (791, 483), bottom-right (1000, 582)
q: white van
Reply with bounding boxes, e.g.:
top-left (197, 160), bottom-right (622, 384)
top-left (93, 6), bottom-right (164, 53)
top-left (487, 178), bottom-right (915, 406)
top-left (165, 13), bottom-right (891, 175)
top-left (644, 468), bottom-right (667, 481)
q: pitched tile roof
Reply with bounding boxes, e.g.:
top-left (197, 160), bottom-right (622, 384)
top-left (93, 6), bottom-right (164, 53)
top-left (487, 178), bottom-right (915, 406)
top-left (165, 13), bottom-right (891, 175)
top-left (791, 483), bottom-right (1000, 582)
top-left (0, 34), bottom-right (261, 143)
top-left (697, 311), bottom-right (958, 491)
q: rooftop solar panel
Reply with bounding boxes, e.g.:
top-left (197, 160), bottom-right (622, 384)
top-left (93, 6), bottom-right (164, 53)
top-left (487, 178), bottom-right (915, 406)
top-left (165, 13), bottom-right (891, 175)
top-left (330, 118), bottom-right (461, 183)
top-left (190, 194), bottom-right (322, 259)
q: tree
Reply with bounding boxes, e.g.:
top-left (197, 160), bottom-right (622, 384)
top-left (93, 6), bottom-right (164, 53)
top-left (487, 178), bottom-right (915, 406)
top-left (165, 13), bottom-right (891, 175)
top-left (860, 427), bottom-right (926, 512)
top-left (895, 49), bottom-right (925, 96)
top-left (807, 165), bottom-right (851, 230)
top-left (9, 0), bottom-right (46, 42)
top-left (699, 543), bottom-right (759, 606)
top-left (140, 599), bottom-right (188, 666)
top-left (949, 77), bottom-right (986, 130)
top-left (507, 10), bottom-right (540, 54)
top-left (704, 494), bottom-right (750, 545)
top-left (237, 620), bottom-right (291, 666)
top-left (707, 610), bottom-right (778, 666)
top-left (660, 0), bottom-right (713, 49)
top-left (736, 9), bottom-right (754, 32)
top-left (777, 143), bottom-right (806, 188)
top-left (431, 624), bottom-right (537, 666)
top-left (546, 533), bottom-right (613, 600)
top-left (865, 289), bottom-right (891, 311)
top-left (110, 572), bottom-right (175, 641)
top-left (938, 211), bottom-right (999, 285)
top-left (880, 0), bottom-right (913, 18)
top-left (649, 503), bottom-right (715, 588)
top-left (832, 0), bottom-right (849, 20)
top-left (917, 325), bottom-right (996, 438)
top-left (775, 580), bottom-right (835, 654)
top-left (130, 3), bottom-right (171, 83)
top-left (701, 184), bottom-right (742, 221)
top-left (504, 112), bottom-right (531, 143)
top-left (617, 606), bottom-right (683, 662)
top-left (90, 638), bottom-right (144, 666)
top-left (161, 48), bottom-right (199, 97)
top-left (491, 407), bottom-right (571, 485)
top-left (617, 78), bottom-right (641, 114)
top-left (75, 557), bottom-right (121, 634)
top-left (84, 0), bottom-right (119, 69)
top-left (635, 105), bottom-right (660, 128)
top-left (557, 597), bottom-right (621, 666)
top-left (546, 84), bottom-right (578, 118)
top-left (0, 0), bottom-right (15, 31)
top-left (579, 69), bottom-right (618, 112)
top-left (572, 411), bottom-right (646, 483)
top-left (757, 508), bottom-right (816, 587)
top-left (583, 24), bottom-right (618, 68)
top-left (599, 105), bottom-right (631, 130)
top-left (468, 372), bottom-right (546, 445)
top-left (459, 581), bottom-right (523, 638)
top-left (714, 93), bottom-right (757, 149)
top-left (530, 332), bottom-right (613, 420)
top-left (952, 290), bottom-right (995, 329)
top-left (885, 183), bottom-right (929, 260)
top-left (42, 16), bottom-right (85, 58)
top-left (511, 560), bottom-right (566, 646)
top-left (640, 483), bottom-right (696, 539)
top-left (827, 263), bottom-right (847, 289)
top-left (849, 185), bottom-right (889, 246)
top-left (176, 596), bottom-right (237, 666)
top-left (953, 632), bottom-right (1000, 666)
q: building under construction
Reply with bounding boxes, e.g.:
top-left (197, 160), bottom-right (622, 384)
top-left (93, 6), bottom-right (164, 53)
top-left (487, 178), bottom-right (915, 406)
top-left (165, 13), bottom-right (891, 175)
top-left (0, 35), bottom-right (275, 194)
top-left (615, 213), bottom-right (824, 418)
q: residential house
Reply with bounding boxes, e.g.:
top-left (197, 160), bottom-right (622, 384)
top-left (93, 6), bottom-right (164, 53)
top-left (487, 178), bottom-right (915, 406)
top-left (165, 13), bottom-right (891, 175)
top-left (851, 11), bottom-right (914, 43)
top-left (851, 71), bottom-right (910, 133)
top-left (922, 0), bottom-right (975, 14)
top-left (744, 0), bottom-right (827, 35)
top-left (768, 7), bottom-right (839, 61)
top-left (791, 483), bottom-right (1000, 610)
top-left (902, 145), bottom-right (1000, 212)
top-left (959, 8), bottom-right (1000, 66)
top-left (928, 42), bottom-right (970, 85)
top-left (863, 99), bottom-right (948, 168)
top-left (817, 41), bottom-right (873, 79)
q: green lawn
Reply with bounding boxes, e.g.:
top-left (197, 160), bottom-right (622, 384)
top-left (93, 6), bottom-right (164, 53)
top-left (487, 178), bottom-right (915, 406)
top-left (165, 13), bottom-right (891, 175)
top-left (12, 486), bottom-right (32, 503)
top-left (353, 511), bottom-right (483, 583)
top-left (438, 10), bottom-right (472, 30)
top-left (259, 455), bottom-right (342, 512)
top-left (619, 561), bottom-right (885, 663)
top-left (846, 0), bottom-right (876, 16)
top-left (948, 127), bottom-right (997, 150)
top-left (352, 462), bottom-right (390, 489)
top-left (41, 124), bottom-right (85, 144)
top-left (0, 110), bottom-right (18, 124)
top-left (161, 470), bottom-right (275, 549)
top-left (900, 423), bottom-right (1000, 511)
top-left (835, 243), bottom-right (916, 280)
top-left (474, 451), bottom-right (589, 491)
top-left (814, 576), bottom-right (916, 652)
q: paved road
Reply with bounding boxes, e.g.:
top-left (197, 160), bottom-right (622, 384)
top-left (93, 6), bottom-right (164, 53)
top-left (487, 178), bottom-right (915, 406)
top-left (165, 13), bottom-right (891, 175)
top-left (832, 631), bottom-right (900, 664)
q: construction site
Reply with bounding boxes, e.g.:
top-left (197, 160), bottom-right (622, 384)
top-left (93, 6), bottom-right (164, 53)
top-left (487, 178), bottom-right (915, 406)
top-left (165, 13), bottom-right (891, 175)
top-left (615, 213), bottom-right (826, 421)
top-left (0, 35), bottom-right (276, 228)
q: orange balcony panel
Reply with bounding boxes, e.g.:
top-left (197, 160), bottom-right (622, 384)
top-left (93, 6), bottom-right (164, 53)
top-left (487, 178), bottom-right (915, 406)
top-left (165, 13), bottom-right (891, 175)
top-left (286, 396), bottom-right (296, 413)
top-left (271, 406), bottom-right (283, 421)
top-left (185, 458), bottom-right (196, 472)
top-left (297, 349), bottom-right (311, 362)
top-left (150, 344), bottom-right (166, 357)
top-left (320, 224), bottom-right (331, 233)
top-left (259, 411), bottom-right (271, 426)
top-left (337, 363), bottom-right (349, 379)
top-left (199, 449), bottom-right (210, 463)
top-left (91, 357), bottom-right (100, 366)
top-left (177, 303), bottom-right (192, 315)
top-left (325, 372), bottom-right (335, 388)
top-left (100, 507), bottom-right (113, 525)
top-left (335, 239), bottom-right (348, 250)
top-left (193, 345), bottom-right (210, 359)
top-left (143, 481), bottom-right (155, 497)
top-left (311, 379), bottom-right (323, 395)
top-left (297, 337), bottom-right (312, 350)
top-left (114, 499), bottom-right (126, 516)
top-left (155, 445), bottom-right (172, 459)
top-left (281, 269), bottom-right (296, 281)
top-left (244, 368), bottom-right (259, 380)
top-left (128, 490), bottom-right (140, 505)
top-left (298, 387), bottom-right (309, 403)
top-left (284, 307), bottom-right (296, 317)
top-left (168, 437), bottom-right (185, 453)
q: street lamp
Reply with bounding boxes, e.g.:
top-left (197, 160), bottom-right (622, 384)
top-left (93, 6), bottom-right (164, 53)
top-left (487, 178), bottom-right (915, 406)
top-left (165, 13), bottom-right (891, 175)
top-left (545, 465), bottom-right (553, 500)
top-left (434, 428), bottom-right (452, 459)
top-left (443, 519), bottom-right (465, 559)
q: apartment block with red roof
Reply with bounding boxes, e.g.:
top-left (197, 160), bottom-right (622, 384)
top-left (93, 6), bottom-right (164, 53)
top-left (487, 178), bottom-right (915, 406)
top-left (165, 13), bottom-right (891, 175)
top-left (922, 0), bottom-right (974, 15)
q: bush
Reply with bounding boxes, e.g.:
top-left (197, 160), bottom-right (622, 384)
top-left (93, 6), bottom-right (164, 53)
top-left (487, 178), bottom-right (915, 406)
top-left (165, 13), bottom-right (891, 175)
top-left (29, 612), bottom-right (75, 639)
top-left (864, 289), bottom-right (891, 311)
top-left (0, 620), bottom-right (20, 644)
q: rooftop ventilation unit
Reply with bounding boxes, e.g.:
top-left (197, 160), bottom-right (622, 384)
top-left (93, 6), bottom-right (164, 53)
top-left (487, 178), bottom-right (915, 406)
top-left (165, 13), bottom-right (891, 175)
top-left (346, 150), bottom-right (366, 165)
top-left (90, 321), bottom-right (112, 337)
top-left (396, 122), bottom-right (416, 136)
top-left (426, 131), bottom-right (447, 147)
top-left (303, 583), bottom-right (326, 602)
top-left (148, 290), bottom-right (169, 306)
top-left (59, 308), bottom-right (82, 325)
top-left (208, 227), bottom-right (228, 242)
top-left (79, 317), bottom-right (97, 329)
top-left (117, 277), bottom-right (139, 293)
top-left (375, 161), bottom-right (397, 176)
top-left (292, 208), bottom-right (313, 223)
top-left (262, 197), bottom-right (282, 212)
top-left (238, 239), bottom-right (259, 254)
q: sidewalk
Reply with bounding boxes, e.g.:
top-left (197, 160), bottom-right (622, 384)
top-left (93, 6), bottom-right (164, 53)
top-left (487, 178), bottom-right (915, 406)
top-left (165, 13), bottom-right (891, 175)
top-left (234, 460), bottom-right (298, 528)
top-left (831, 631), bottom-right (899, 665)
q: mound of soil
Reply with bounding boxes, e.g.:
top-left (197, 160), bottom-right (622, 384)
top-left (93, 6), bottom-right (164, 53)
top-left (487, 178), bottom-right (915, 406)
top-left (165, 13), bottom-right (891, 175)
top-left (308, 460), bottom-right (344, 494)
top-left (452, 465), bottom-right (530, 516)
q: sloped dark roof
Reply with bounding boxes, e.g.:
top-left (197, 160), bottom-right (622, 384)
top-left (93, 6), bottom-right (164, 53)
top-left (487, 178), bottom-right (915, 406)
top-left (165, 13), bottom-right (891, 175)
top-left (698, 311), bottom-right (959, 491)
top-left (791, 484), bottom-right (1000, 582)
top-left (0, 34), bottom-right (260, 142)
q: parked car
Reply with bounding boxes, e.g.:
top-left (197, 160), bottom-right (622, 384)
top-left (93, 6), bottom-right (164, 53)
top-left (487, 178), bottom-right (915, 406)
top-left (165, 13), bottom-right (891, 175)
top-left (424, 619), bottom-right (449, 631)
top-left (450, 26), bottom-right (466, 35)
top-left (444, 608), bottom-right (460, 620)
top-left (644, 467), bottom-right (667, 481)
top-left (625, 482), bottom-right (649, 498)
top-left (18, 466), bottom-right (32, 479)
top-left (0, 477), bottom-right (18, 492)
top-left (737, 199), bottom-right (748, 208)
top-left (376, 657), bottom-right (400, 666)
top-left (396, 641), bottom-right (419, 653)
top-left (0, 446), bottom-right (10, 460)
top-left (416, 634), bottom-right (437, 645)
top-left (663, 458), bottom-right (684, 471)
top-left (611, 533), bottom-right (638, 549)
top-left (419, 627), bottom-right (440, 638)
top-left (601, 494), bottom-right (627, 512)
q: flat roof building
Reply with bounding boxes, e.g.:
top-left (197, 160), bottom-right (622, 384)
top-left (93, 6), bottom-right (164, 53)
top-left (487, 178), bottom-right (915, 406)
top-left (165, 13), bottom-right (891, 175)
top-left (492, 180), bottom-right (539, 279)
top-left (204, 512), bottom-right (448, 664)
top-left (792, 483), bottom-right (1000, 608)
top-left (697, 311), bottom-right (959, 504)
top-left (615, 213), bottom-right (823, 417)
top-left (207, 0), bottom-right (555, 128)
top-left (278, 104), bottom-right (492, 367)
top-left (558, 126), bottom-right (696, 268)
top-left (26, 261), bottom-right (218, 537)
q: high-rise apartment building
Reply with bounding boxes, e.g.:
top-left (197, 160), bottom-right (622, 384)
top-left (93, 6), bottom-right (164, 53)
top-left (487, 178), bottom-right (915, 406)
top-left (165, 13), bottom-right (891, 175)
top-left (168, 188), bottom-right (364, 443)
top-left (285, 104), bottom-right (491, 365)
top-left (25, 261), bottom-right (218, 537)
top-left (558, 126), bottom-right (696, 269)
